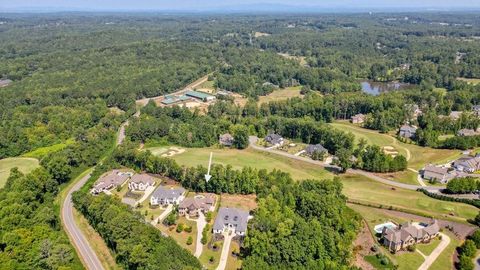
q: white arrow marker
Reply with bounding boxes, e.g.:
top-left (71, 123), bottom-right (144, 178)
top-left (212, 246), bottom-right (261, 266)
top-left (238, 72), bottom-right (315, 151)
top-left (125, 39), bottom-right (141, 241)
top-left (205, 152), bottom-right (213, 182)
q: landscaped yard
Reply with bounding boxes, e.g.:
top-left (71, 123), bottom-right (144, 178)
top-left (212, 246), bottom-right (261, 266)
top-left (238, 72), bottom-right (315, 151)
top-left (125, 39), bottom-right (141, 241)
top-left (342, 174), bottom-right (478, 223)
top-left (0, 157), bottom-right (40, 188)
top-left (169, 147), bottom-right (334, 181)
top-left (258, 86), bottom-right (304, 105)
top-left (375, 170), bottom-right (420, 186)
top-left (226, 240), bottom-right (243, 270)
top-left (156, 217), bottom-right (197, 254)
top-left (350, 204), bottom-right (460, 270)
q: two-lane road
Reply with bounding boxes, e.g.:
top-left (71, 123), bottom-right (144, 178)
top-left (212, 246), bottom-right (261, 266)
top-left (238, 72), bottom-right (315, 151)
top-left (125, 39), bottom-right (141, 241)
top-left (61, 172), bottom-right (104, 270)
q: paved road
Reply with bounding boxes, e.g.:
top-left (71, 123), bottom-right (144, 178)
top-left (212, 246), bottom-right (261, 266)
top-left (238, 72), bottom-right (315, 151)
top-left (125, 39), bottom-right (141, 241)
top-left (417, 233), bottom-right (450, 270)
top-left (216, 231), bottom-right (235, 270)
top-left (61, 172), bottom-right (104, 270)
top-left (248, 136), bottom-right (442, 192)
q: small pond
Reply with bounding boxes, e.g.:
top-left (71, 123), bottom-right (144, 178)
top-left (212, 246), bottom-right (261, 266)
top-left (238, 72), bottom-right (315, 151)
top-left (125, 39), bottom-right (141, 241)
top-left (360, 80), bottom-right (412, 96)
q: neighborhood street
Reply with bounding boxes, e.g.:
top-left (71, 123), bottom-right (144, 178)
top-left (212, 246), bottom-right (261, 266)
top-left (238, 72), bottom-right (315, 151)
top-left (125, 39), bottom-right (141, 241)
top-left (61, 172), bottom-right (104, 270)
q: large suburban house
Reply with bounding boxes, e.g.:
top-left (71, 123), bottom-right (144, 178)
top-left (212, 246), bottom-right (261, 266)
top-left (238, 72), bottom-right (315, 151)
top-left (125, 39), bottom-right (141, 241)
top-left (178, 194), bottom-right (216, 217)
top-left (219, 133), bottom-right (234, 147)
top-left (454, 155), bottom-right (480, 173)
top-left (150, 186), bottom-right (185, 206)
top-left (128, 173), bottom-right (156, 191)
top-left (399, 125), bottom-right (417, 139)
top-left (382, 220), bottom-right (440, 252)
top-left (91, 170), bottom-right (133, 194)
top-left (305, 144), bottom-right (328, 156)
top-left (422, 165), bottom-right (460, 183)
top-left (351, 114), bottom-right (366, 124)
top-left (213, 207), bottom-right (250, 236)
top-left (265, 133), bottom-right (284, 146)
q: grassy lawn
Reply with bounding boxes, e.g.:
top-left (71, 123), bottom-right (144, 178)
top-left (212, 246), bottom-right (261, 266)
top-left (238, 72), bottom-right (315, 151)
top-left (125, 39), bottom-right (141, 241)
top-left (396, 251), bottom-right (424, 270)
top-left (0, 157), bottom-right (40, 188)
top-left (364, 255), bottom-right (396, 270)
top-left (417, 238), bottom-right (441, 256)
top-left (258, 86), bottom-right (303, 105)
top-left (342, 174), bottom-right (478, 223)
top-left (226, 240), bottom-right (242, 270)
top-left (330, 121), bottom-right (462, 170)
top-left (375, 170), bottom-right (419, 186)
top-left (169, 147), bottom-right (334, 181)
top-left (429, 232), bottom-right (460, 270)
top-left (73, 208), bottom-right (122, 270)
top-left (156, 217), bottom-right (197, 254)
top-left (22, 139), bottom-right (75, 159)
top-left (198, 80), bottom-right (215, 90)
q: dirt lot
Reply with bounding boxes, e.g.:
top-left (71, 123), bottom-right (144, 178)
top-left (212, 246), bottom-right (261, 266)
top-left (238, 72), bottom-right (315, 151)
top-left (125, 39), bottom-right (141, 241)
top-left (220, 194), bottom-right (257, 211)
top-left (352, 221), bottom-right (376, 270)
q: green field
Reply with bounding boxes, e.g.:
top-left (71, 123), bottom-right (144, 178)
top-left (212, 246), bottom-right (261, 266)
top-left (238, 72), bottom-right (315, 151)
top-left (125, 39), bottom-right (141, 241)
top-left (162, 147), bottom-right (334, 181)
top-left (342, 174), bottom-right (477, 223)
top-left (258, 86), bottom-right (303, 105)
top-left (457, 77), bottom-right (480, 85)
top-left (23, 139), bottom-right (75, 159)
top-left (0, 157), bottom-right (40, 188)
top-left (331, 121), bottom-right (462, 170)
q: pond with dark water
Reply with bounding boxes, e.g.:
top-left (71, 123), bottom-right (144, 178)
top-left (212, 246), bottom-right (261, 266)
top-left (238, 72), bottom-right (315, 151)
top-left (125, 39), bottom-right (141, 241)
top-left (360, 80), bottom-right (412, 95)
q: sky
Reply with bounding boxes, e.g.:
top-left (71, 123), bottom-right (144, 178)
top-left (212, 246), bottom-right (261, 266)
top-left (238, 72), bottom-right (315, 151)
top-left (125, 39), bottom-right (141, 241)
top-left (1, 0), bottom-right (480, 12)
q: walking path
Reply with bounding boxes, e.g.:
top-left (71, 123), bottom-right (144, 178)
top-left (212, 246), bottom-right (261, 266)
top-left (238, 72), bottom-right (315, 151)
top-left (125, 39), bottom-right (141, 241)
top-left (186, 212), bottom-right (207, 258)
top-left (409, 168), bottom-right (427, 187)
top-left (417, 233), bottom-right (450, 270)
top-left (216, 231), bottom-right (235, 270)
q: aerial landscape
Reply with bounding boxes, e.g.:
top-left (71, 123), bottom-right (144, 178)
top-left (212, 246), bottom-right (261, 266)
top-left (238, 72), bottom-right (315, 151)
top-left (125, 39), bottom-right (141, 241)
top-left (2, 0), bottom-right (480, 269)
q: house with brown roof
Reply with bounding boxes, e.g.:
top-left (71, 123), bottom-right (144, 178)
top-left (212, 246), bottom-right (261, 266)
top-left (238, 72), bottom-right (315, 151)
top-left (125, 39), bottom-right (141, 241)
top-left (91, 170), bottom-right (133, 194)
top-left (128, 173), bottom-right (156, 191)
top-left (382, 220), bottom-right (440, 252)
top-left (351, 114), bottom-right (366, 124)
top-left (178, 194), bottom-right (216, 217)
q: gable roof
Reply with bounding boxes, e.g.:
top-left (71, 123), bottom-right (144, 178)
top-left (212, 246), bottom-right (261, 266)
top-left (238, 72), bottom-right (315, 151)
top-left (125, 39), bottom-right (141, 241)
top-left (152, 186), bottom-right (185, 200)
top-left (383, 220), bottom-right (439, 243)
top-left (400, 125), bottom-right (417, 133)
top-left (93, 170), bottom-right (130, 190)
top-left (179, 194), bottom-right (216, 212)
top-left (265, 133), bottom-right (283, 144)
top-left (306, 144), bottom-right (327, 155)
top-left (213, 207), bottom-right (249, 233)
top-left (185, 90), bottom-right (214, 100)
top-left (130, 173), bottom-right (155, 185)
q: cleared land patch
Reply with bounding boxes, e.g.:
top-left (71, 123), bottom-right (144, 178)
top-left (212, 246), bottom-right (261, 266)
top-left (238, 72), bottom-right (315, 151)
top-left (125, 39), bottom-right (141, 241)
top-left (0, 157), bottom-right (40, 188)
top-left (457, 77), bottom-right (480, 85)
top-left (342, 174), bottom-right (477, 223)
top-left (258, 86), bottom-right (304, 105)
top-left (166, 147), bottom-right (334, 181)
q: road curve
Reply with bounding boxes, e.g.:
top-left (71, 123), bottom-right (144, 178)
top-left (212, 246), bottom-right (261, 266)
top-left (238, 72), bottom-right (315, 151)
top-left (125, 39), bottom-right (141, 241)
top-left (248, 136), bottom-right (442, 192)
top-left (61, 172), bottom-right (104, 270)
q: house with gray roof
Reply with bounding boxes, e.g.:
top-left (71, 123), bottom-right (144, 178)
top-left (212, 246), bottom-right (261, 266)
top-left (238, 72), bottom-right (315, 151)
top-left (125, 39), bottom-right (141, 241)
top-left (91, 170), bottom-right (133, 194)
top-left (265, 133), bottom-right (284, 146)
top-left (150, 186), bottom-right (185, 206)
top-left (213, 207), bottom-right (250, 236)
top-left (454, 155), bottom-right (480, 173)
top-left (399, 125), bottom-right (417, 139)
top-left (219, 133), bottom-right (234, 147)
top-left (382, 220), bottom-right (440, 252)
top-left (128, 173), bottom-right (156, 191)
top-left (422, 165), bottom-right (456, 184)
top-left (305, 144), bottom-right (328, 156)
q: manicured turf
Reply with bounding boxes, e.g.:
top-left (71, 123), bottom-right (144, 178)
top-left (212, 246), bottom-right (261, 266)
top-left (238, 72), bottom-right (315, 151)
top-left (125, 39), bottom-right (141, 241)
top-left (396, 251), bottom-right (424, 270)
top-left (0, 157), bottom-right (40, 188)
top-left (429, 232), bottom-right (460, 270)
top-left (341, 174), bottom-right (478, 223)
top-left (330, 121), bottom-right (462, 170)
top-left (376, 170), bottom-right (420, 186)
top-left (364, 255), bottom-right (396, 270)
top-left (167, 147), bottom-right (334, 181)
top-left (258, 86), bottom-right (303, 105)
top-left (417, 238), bottom-right (441, 256)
